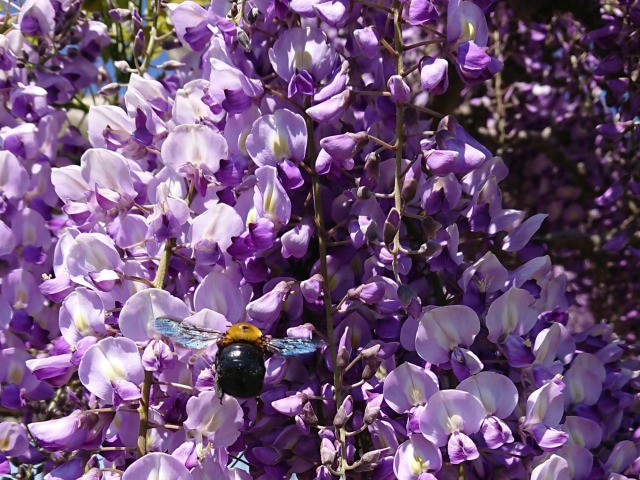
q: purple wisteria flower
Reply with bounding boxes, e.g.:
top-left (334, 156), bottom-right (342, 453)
top-left (78, 337), bottom-right (144, 405)
top-left (161, 124), bottom-right (228, 196)
top-left (183, 391), bottom-right (243, 448)
top-left (415, 305), bottom-right (483, 379)
top-left (269, 27), bottom-right (337, 94)
top-left (122, 452), bottom-right (193, 480)
top-left (419, 390), bottom-right (486, 463)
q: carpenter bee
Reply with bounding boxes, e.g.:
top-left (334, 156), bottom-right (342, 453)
top-left (153, 318), bottom-right (322, 398)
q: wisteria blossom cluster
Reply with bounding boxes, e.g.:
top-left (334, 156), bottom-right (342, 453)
top-left (0, 0), bottom-right (638, 479)
top-left (459, 1), bottom-right (640, 335)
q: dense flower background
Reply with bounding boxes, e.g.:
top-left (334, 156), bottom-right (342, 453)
top-left (0, 0), bottom-right (638, 478)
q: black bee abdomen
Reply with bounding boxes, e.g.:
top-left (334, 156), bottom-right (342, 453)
top-left (215, 342), bottom-right (266, 398)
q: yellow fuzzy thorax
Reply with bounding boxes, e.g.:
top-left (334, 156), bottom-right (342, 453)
top-left (223, 323), bottom-right (264, 345)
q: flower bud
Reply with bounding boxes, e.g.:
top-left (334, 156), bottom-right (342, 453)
top-left (337, 346), bottom-right (350, 369)
top-left (132, 9), bottom-right (143, 32)
top-left (359, 448), bottom-right (387, 466)
top-left (321, 132), bottom-right (369, 161)
top-left (337, 395), bottom-right (354, 425)
top-left (362, 151), bottom-right (380, 189)
top-left (420, 56), bottom-right (449, 95)
top-left (348, 282), bottom-right (386, 305)
top-left (246, 281), bottom-right (292, 331)
top-left (383, 208), bottom-right (401, 246)
top-left (401, 178), bottom-right (418, 202)
top-left (361, 344), bottom-right (381, 360)
top-left (108, 9), bottom-right (131, 21)
top-left (363, 406), bottom-right (380, 424)
top-left (300, 274), bottom-right (324, 303)
top-left (354, 26), bottom-right (380, 59)
top-left (320, 438), bottom-right (336, 466)
top-left (133, 30), bottom-right (145, 58)
top-left (409, 0), bottom-right (439, 25)
top-left (300, 401), bottom-right (318, 424)
top-left (307, 90), bottom-right (352, 124)
top-left (98, 83), bottom-right (121, 96)
top-left (387, 75), bottom-right (411, 103)
top-left (362, 361), bottom-right (377, 380)
top-left (237, 28), bottom-right (251, 52)
top-left (158, 60), bottom-right (185, 71)
top-left (333, 407), bottom-right (348, 428)
top-left (114, 60), bottom-right (131, 73)
top-left (272, 392), bottom-right (309, 417)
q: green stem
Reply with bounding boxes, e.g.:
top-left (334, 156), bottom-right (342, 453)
top-left (392, 0), bottom-right (405, 283)
top-left (139, 0), bottom-right (160, 75)
top-left (305, 109), bottom-right (346, 475)
top-left (153, 239), bottom-right (175, 290)
top-left (136, 370), bottom-right (152, 456)
top-left (137, 234), bottom-right (175, 456)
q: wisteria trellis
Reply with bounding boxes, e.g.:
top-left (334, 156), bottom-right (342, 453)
top-left (0, 0), bottom-right (638, 479)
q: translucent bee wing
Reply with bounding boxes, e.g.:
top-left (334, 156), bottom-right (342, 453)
top-left (266, 338), bottom-right (323, 356)
top-left (152, 317), bottom-right (222, 349)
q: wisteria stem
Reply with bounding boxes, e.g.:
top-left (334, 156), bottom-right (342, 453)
top-left (405, 102), bottom-right (444, 119)
top-left (380, 37), bottom-right (398, 57)
top-left (402, 61), bottom-right (421, 78)
top-left (369, 135), bottom-right (397, 151)
top-left (392, 0), bottom-right (405, 284)
top-left (86, 407), bottom-right (137, 414)
top-left (94, 447), bottom-right (136, 452)
top-left (137, 234), bottom-right (175, 456)
top-left (149, 422), bottom-right (182, 430)
top-left (404, 38), bottom-right (446, 51)
top-left (305, 106), bottom-right (346, 476)
top-left (122, 274), bottom-right (155, 288)
top-left (153, 380), bottom-right (197, 391)
top-left (136, 370), bottom-right (153, 457)
top-left (138, 0), bottom-right (160, 75)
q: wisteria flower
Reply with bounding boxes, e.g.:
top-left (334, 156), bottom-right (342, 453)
top-left (419, 390), bottom-right (486, 463)
top-left (383, 362), bottom-right (439, 414)
top-left (58, 287), bottom-right (106, 345)
top-left (28, 410), bottom-right (112, 452)
top-left (189, 203), bottom-right (244, 257)
top-left (415, 305), bottom-right (483, 379)
top-left (122, 452), bottom-right (193, 480)
top-left (63, 233), bottom-right (124, 291)
top-left (78, 337), bottom-right (144, 405)
top-left (245, 110), bottom-right (307, 168)
top-left (520, 376), bottom-right (569, 451)
top-left (119, 288), bottom-right (191, 342)
top-left (393, 435), bottom-right (442, 480)
top-left (183, 391), bottom-right (243, 448)
top-left (457, 372), bottom-right (517, 448)
top-left (161, 124), bottom-right (228, 196)
top-left (269, 27), bottom-right (337, 93)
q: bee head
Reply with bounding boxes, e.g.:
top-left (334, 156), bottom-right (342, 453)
top-left (227, 323), bottom-right (263, 343)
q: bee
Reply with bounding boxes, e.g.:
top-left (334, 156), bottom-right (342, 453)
top-left (153, 318), bottom-right (322, 398)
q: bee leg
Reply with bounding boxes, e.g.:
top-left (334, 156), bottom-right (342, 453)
top-left (216, 380), bottom-right (224, 399)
